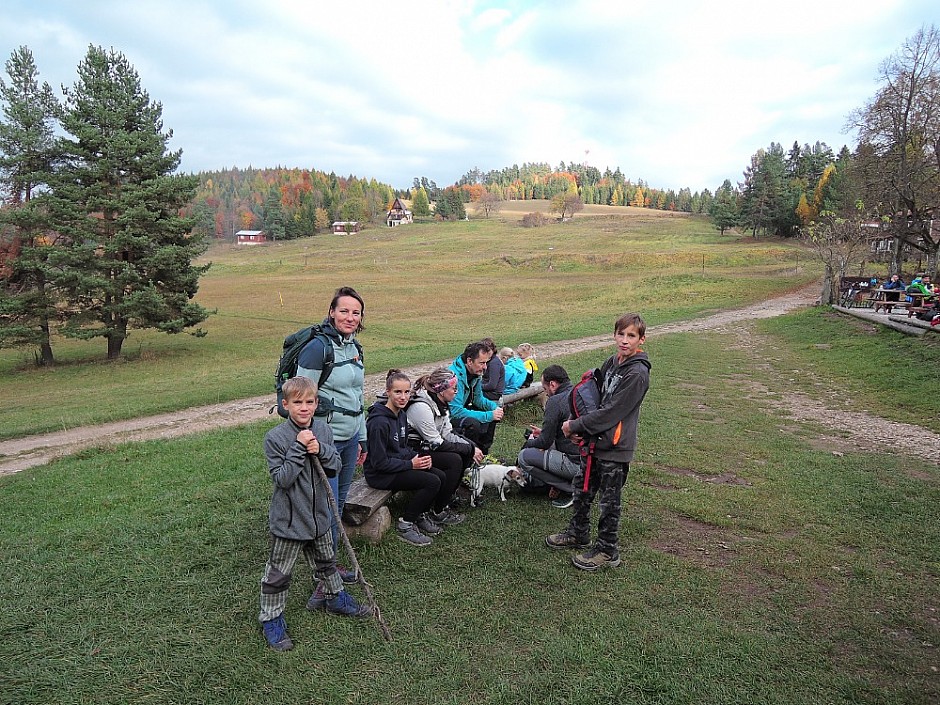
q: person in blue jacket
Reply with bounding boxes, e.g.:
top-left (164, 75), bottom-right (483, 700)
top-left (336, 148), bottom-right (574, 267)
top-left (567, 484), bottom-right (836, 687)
top-left (448, 341), bottom-right (504, 455)
top-left (500, 347), bottom-right (529, 395)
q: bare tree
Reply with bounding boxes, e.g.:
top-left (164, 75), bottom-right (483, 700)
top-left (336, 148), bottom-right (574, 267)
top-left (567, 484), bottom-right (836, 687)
top-left (802, 207), bottom-right (874, 305)
top-left (848, 25), bottom-right (940, 276)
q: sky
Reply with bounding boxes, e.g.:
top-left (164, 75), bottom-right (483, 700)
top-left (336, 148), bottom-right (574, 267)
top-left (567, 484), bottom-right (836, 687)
top-left (1, 0), bottom-right (938, 193)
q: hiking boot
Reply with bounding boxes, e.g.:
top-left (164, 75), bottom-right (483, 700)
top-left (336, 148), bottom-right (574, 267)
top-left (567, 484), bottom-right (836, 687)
top-left (306, 582), bottom-right (326, 611)
top-left (397, 518), bottom-right (432, 546)
top-left (430, 508), bottom-right (465, 526)
top-left (325, 590), bottom-right (372, 618)
top-left (337, 563), bottom-right (358, 583)
top-left (416, 513), bottom-right (444, 536)
top-left (571, 548), bottom-right (622, 572)
top-left (545, 529), bottom-right (590, 550)
top-left (261, 615), bottom-right (294, 651)
top-left (550, 494), bottom-right (574, 509)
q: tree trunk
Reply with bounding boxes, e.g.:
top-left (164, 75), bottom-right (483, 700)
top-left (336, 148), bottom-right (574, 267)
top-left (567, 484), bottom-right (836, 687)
top-left (821, 263), bottom-right (836, 305)
top-left (38, 318), bottom-right (54, 366)
top-left (107, 334), bottom-right (124, 360)
top-left (107, 320), bottom-right (127, 360)
top-left (891, 238), bottom-right (903, 277)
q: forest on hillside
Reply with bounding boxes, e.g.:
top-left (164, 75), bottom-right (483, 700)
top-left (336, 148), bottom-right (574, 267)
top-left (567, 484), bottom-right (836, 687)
top-left (186, 161), bottom-right (722, 242)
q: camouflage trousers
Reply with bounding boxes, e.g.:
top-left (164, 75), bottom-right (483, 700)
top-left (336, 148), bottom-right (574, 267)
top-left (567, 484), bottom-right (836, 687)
top-left (259, 534), bottom-right (342, 623)
top-left (567, 457), bottom-right (629, 555)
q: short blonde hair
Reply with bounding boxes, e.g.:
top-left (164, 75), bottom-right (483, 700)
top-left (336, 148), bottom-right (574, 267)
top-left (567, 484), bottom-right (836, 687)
top-left (517, 343), bottom-right (534, 358)
top-left (281, 376), bottom-right (317, 401)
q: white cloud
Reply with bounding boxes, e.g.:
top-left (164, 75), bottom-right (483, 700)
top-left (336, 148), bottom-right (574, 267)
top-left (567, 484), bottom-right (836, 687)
top-left (0, 0), bottom-right (937, 190)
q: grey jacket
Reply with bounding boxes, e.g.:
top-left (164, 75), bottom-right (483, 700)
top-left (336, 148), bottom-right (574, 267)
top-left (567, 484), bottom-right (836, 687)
top-left (263, 417), bottom-right (342, 540)
top-left (406, 387), bottom-right (476, 453)
top-left (567, 352), bottom-right (651, 463)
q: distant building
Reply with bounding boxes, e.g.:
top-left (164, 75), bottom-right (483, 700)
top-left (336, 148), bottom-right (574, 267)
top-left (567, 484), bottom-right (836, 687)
top-left (332, 221), bottom-right (361, 234)
top-left (866, 216), bottom-right (934, 262)
top-left (386, 198), bottom-right (413, 227)
top-left (236, 230), bottom-right (267, 245)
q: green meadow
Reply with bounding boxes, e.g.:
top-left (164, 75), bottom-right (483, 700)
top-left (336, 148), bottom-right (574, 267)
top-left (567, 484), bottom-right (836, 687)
top-left (1, 307), bottom-right (937, 704)
top-left (0, 210), bottom-right (811, 439)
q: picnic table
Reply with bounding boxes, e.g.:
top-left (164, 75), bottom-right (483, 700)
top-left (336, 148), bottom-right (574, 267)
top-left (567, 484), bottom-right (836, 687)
top-left (870, 288), bottom-right (913, 314)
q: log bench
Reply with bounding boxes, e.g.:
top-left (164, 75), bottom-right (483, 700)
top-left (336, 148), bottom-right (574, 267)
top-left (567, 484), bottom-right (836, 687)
top-left (340, 382), bottom-right (546, 542)
top-left (341, 477), bottom-right (393, 544)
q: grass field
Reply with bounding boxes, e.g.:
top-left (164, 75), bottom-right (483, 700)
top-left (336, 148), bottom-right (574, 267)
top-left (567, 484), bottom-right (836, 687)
top-left (0, 308), bottom-right (937, 705)
top-left (0, 210), bottom-right (814, 439)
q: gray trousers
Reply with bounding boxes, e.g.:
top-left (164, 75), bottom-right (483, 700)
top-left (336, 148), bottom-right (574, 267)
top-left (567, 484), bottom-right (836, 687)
top-left (517, 447), bottom-right (579, 494)
top-left (259, 534), bottom-right (343, 622)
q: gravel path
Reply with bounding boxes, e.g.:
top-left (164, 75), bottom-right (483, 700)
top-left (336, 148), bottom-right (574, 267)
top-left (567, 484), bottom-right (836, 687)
top-left (2, 283), bottom-right (936, 475)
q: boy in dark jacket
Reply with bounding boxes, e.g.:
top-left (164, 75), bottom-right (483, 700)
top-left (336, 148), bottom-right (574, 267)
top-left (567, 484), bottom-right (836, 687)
top-left (259, 376), bottom-right (370, 652)
top-left (545, 313), bottom-right (651, 571)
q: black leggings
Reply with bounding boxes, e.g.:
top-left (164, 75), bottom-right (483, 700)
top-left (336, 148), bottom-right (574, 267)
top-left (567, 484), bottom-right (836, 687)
top-left (367, 467), bottom-right (445, 522)
top-left (456, 418), bottom-right (497, 455)
top-left (427, 450), bottom-right (464, 512)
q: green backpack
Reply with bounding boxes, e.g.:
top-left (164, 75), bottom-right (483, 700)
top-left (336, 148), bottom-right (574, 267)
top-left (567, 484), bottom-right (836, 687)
top-left (273, 324), bottom-right (363, 419)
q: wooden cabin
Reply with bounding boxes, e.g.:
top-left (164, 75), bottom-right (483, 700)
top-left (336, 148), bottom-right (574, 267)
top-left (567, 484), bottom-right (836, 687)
top-left (332, 221), bottom-right (361, 234)
top-left (386, 198), bottom-right (413, 227)
top-left (235, 230), bottom-right (267, 245)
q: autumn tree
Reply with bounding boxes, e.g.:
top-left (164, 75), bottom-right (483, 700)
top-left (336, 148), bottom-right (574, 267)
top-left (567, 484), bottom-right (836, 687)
top-left (474, 190), bottom-right (502, 218)
top-left (549, 190), bottom-right (584, 220)
top-left (848, 24), bottom-right (940, 275)
top-left (314, 206), bottom-right (330, 232)
top-left (803, 204), bottom-right (874, 304)
top-left (48, 45), bottom-right (209, 360)
top-left (411, 186), bottom-right (430, 216)
top-left (0, 46), bottom-right (62, 365)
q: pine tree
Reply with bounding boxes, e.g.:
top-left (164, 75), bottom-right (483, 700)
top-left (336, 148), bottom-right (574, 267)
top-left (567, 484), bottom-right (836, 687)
top-left (0, 46), bottom-right (62, 365)
top-left (49, 46), bottom-right (209, 360)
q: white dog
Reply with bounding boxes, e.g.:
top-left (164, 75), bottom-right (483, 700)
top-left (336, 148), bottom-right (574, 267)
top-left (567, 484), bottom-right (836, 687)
top-left (467, 464), bottom-right (527, 506)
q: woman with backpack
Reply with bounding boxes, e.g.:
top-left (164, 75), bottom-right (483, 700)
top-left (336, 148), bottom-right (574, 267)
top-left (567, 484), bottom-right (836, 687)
top-left (406, 367), bottom-right (485, 521)
top-left (296, 286), bottom-right (367, 582)
top-left (364, 370), bottom-right (461, 546)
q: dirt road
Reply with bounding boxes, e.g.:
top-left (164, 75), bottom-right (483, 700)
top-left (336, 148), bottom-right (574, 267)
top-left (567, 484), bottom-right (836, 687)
top-left (2, 283), bottom-right (937, 475)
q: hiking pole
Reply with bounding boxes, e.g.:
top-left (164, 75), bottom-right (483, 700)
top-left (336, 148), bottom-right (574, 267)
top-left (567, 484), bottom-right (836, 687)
top-left (311, 456), bottom-right (393, 642)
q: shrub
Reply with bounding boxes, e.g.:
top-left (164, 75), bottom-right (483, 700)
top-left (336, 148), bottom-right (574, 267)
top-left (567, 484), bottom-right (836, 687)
top-left (521, 212), bottom-right (547, 228)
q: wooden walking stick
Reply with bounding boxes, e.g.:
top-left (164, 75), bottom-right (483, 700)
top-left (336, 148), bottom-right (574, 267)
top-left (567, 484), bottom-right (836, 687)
top-left (312, 456), bottom-right (393, 642)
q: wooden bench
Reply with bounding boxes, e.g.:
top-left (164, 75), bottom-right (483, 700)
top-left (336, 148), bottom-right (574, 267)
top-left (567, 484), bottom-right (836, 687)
top-left (342, 478), bottom-right (392, 526)
top-left (907, 305), bottom-right (937, 320)
top-left (873, 300), bottom-right (913, 314)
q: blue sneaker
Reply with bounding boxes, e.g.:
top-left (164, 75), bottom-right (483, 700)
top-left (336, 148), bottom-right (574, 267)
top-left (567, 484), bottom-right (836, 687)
top-left (306, 582), bottom-right (326, 611)
top-left (261, 615), bottom-right (293, 651)
top-left (325, 590), bottom-right (372, 618)
top-left (337, 564), bottom-right (358, 584)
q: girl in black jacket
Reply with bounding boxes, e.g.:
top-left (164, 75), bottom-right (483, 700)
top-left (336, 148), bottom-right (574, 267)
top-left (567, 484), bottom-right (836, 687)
top-left (363, 370), bottom-right (451, 546)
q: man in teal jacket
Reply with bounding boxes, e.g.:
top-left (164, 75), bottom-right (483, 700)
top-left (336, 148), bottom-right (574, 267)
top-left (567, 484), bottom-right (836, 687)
top-left (448, 341), bottom-right (504, 454)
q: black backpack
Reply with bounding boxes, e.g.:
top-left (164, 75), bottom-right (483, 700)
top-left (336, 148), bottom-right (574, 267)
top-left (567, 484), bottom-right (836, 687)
top-left (569, 368), bottom-right (604, 493)
top-left (570, 368), bottom-right (602, 421)
top-left (273, 324), bottom-right (364, 418)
